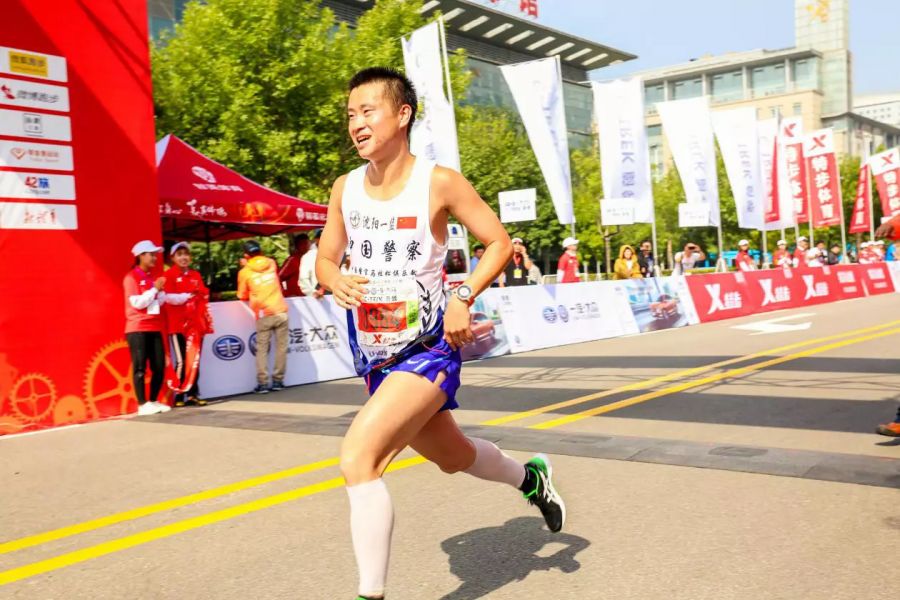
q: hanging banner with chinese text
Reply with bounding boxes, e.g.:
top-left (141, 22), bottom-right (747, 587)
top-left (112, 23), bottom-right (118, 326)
top-left (401, 21), bottom-right (460, 171)
top-left (658, 97), bottom-right (720, 226)
top-left (592, 77), bottom-right (654, 223)
top-left (777, 117), bottom-right (807, 224)
top-left (870, 147), bottom-right (900, 218)
top-left (499, 188), bottom-right (537, 223)
top-left (757, 117), bottom-right (783, 230)
top-left (803, 128), bottom-right (841, 228)
top-left (500, 57), bottom-right (574, 225)
top-left (849, 163), bottom-right (871, 234)
top-left (711, 107), bottom-right (762, 230)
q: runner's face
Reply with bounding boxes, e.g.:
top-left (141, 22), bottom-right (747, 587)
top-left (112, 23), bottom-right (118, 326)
top-left (174, 248), bottom-right (191, 268)
top-left (347, 82), bottom-right (408, 159)
top-left (139, 252), bottom-right (157, 270)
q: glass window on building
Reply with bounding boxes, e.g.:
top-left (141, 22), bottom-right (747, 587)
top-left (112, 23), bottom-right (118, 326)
top-left (792, 57), bottom-right (819, 91)
top-left (671, 77), bottom-right (702, 101)
top-left (710, 70), bottom-right (743, 104)
top-left (769, 106), bottom-right (780, 118)
top-left (644, 84), bottom-right (664, 114)
top-left (750, 63), bottom-right (785, 97)
top-left (646, 125), bottom-right (663, 179)
top-left (150, 16), bottom-right (175, 39)
top-left (793, 102), bottom-right (802, 116)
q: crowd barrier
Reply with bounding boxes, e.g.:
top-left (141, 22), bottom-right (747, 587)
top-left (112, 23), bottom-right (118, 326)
top-left (200, 263), bottom-right (895, 399)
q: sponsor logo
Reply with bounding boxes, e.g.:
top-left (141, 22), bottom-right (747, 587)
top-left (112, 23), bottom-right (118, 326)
top-left (542, 306), bottom-right (557, 323)
top-left (22, 113), bottom-right (42, 135)
top-left (759, 278), bottom-right (791, 306)
top-left (10, 146), bottom-right (25, 159)
top-left (801, 275), bottom-right (829, 299)
top-left (192, 165), bottom-right (216, 184)
top-left (213, 335), bottom-right (245, 360)
top-left (704, 283), bottom-right (742, 314)
top-left (250, 326), bottom-right (341, 356)
top-left (296, 207), bottom-right (305, 222)
top-left (9, 50), bottom-right (48, 78)
top-left (0, 85), bottom-right (13, 100)
top-left (557, 304), bottom-right (569, 323)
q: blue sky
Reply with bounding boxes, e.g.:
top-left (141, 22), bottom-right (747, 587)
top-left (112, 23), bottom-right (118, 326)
top-left (537, 0), bottom-right (900, 95)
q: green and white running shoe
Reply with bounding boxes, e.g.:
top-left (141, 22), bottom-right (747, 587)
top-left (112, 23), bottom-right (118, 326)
top-left (521, 453), bottom-right (566, 532)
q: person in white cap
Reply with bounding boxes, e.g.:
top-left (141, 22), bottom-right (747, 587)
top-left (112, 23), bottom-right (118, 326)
top-left (735, 239), bottom-right (757, 272)
top-left (123, 240), bottom-right (190, 416)
top-left (772, 239), bottom-right (792, 269)
top-left (872, 240), bottom-right (886, 261)
top-left (858, 241), bottom-right (875, 264)
top-left (557, 236), bottom-right (581, 283)
top-left (792, 236), bottom-right (809, 267)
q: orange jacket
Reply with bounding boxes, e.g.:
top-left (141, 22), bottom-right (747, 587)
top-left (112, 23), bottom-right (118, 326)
top-left (238, 256), bottom-right (288, 319)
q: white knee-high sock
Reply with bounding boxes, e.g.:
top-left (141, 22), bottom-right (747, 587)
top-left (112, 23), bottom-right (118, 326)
top-left (464, 437), bottom-right (527, 488)
top-left (346, 478), bottom-right (393, 598)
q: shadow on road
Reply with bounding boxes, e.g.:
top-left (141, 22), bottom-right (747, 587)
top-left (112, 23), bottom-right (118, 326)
top-left (439, 516), bottom-right (590, 600)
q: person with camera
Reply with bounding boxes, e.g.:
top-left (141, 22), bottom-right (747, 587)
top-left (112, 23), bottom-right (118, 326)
top-left (499, 237), bottom-right (534, 287)
top-left (672, 242), bottom-right (705, 276)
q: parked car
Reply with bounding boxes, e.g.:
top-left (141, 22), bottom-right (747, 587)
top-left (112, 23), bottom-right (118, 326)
top-left (470, 311), bottom-right (496, 343)
top-left (649, 294), bottom-right (678, 319)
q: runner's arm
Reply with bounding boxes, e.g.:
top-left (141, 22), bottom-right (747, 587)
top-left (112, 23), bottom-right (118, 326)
top-left (436, 168), bottom-right (512, 296)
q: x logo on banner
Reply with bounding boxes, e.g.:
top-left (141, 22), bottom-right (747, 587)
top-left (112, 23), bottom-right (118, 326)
top-left (810, 135), bottom-right (827, 149)
top-left (882, 155), bottom-right (896, 167)
top-left (782, 123), bottom-right (797, 138)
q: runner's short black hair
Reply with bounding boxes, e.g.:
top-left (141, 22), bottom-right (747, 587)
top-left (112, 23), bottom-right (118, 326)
top-left (348, 67), bottom-right (417, 140)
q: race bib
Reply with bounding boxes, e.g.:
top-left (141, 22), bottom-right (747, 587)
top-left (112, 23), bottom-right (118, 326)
top-left (355, 276), bottom-right (420, 348)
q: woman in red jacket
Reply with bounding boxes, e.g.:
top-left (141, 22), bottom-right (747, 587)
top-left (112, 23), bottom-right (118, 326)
top-left (165, 242), bottom-right (211, 407)
top-left (124, 240), bottom-right (189, 416)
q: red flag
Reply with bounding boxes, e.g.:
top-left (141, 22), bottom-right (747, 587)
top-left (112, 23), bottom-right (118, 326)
top-left (871, 147), bottom-right (900, 218)
top-left (849, 164), bottom-right (871, 234)
top-left (804, 129), bottom-right (841, 228)
top-left (765, 137), bottom-right (781, 225)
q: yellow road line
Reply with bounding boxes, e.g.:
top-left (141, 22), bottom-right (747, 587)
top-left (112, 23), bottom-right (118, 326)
top-left (0, 456), bottom-right (340, 555)
top-left (482, 319), bottom-right (900, 427)
top-left (530, 326), bottom-right (900, 429)
top-left (0, 456), bottom-right (426, 586)
top-left (5, 318), bottom-right (900, 559)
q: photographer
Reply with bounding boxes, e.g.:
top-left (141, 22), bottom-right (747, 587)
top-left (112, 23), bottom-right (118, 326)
top-left (672, 242), bottom-right (705, 276)
top-left (499, 237), bottom-right (533, 287)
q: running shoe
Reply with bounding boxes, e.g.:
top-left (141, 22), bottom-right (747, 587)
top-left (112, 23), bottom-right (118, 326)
top-left (522, 453), bottom-right (566, 533)
top-left (137, 402), bottom-right (161, 416)
top-left (876, 422), bottom-right (900, 437)
top-left (150, 401), bottom-right (171, 413)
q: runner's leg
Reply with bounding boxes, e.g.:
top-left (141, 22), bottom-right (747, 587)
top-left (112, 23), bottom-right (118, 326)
top-left (342, 371), bottom-right (448, 599)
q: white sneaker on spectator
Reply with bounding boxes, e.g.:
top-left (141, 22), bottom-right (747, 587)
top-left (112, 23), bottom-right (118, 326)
top-left (151, 401), bottom-right (171, 413)
top-left (137, 402), bottom-right (161, 416)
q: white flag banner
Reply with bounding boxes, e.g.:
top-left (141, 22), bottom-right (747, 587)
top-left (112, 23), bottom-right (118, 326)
top-left (401, 21), bottom-right (460, 171)
top-left (500, 58), bottom-right (574, 225)
top-left (592, 77), bottom-right (654, 223)
top-left (678, 203), bottom-right (711, 227)
top-left (776, 116), bottom-right (804, 225)
top-left (600, 198), bottom-right (635, 226)
top-left (657, 97), bottom-right (719, 226)
top-left (712, 107), bottom-right (763, 230)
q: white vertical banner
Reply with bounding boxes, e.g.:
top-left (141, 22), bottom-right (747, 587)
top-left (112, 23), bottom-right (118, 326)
top-left (401, 21), bottom-right (460, 171)
top-left (756, 117), bottom-right (782, 231)
top-left (711, 107), bottom-right (763, 230)
top-left (500, 57), bottom-right (575, 225)
top-left (776, 117), bottom-right (803, 226)
top-left (657, 97), bottom-right (720, 226)
top-left (592, 77), bottom-right (654, 223)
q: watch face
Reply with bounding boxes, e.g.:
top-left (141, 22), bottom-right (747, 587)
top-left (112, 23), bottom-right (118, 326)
top-left (456, 285), bottom-right (472, 299)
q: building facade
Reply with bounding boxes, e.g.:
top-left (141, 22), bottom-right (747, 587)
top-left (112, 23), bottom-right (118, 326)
top-left (854, 93), bottom-right (900, 128)
top-left (633, 0), bottom-right (900, 177)
top-left (147, 0), bottom-right (635, 146)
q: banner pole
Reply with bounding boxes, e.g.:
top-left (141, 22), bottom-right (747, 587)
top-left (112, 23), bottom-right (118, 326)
top-left (760, 228), bottom-right (768, 268)
top-left (651, 217), bottom-right (659, 275)
top-left (838, 172), bottom-right (849, 264)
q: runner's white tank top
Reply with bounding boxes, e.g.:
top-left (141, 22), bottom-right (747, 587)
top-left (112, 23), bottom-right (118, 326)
top-left (342, 158), bottom-right (447, 366)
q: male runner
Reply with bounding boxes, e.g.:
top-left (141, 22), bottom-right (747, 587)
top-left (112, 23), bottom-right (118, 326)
top-left (315, 67), bottom-right (566, 600)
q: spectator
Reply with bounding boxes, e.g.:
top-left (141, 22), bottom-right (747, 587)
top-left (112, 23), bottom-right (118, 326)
top-left (527, 260), bottom-right (544, 285)
top-left (858, 241), bottom-right (876, 264)
top-left (792, 236), bottom-right (809, 267)
top-left (772, 239), bottom-right (792, 269)
top-left (165, 242), bottom-right (211, 407)
top-left (826, 243), bottom-right (843, 266)
top-left (299, 229), bottom-right (325, 299)
top-left (637, 239), bottom-right (656, 277)
top-left (237, 240), bottom-right (289, 394)
top-left (557, 236), bottom-right (581, 283)
top-left (470, 244), bottom-right (485, 271)
top-left (124, 240), bottom-right (185, 416)
top-left (805, 248), bottom-right (824, 267)
top-left (278, 234), bottom-right (311, 297)
top-left (500, 237), bottom-right (533, 287)
top-left (873, 240), bottom-right (887, 261)
top-left (613, 245), bottom-right (643, 279)
top-left (887, 239), bottom-right (900, 261)
top-left (672, 242), bottom-right (705, 276)
top-left (445, 249), bottom-right (467, 275)
top-left (815, 241), bottom-right (829, 264)
top-left (735, 239), bottom-right (757, 272)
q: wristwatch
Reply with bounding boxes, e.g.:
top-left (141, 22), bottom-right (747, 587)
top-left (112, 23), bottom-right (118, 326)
top-left (453, 284), bottom-right (475, 307)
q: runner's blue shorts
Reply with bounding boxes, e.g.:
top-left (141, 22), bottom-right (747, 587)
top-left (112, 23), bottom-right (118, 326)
top-left (363, 334), bottom-right (462, 411)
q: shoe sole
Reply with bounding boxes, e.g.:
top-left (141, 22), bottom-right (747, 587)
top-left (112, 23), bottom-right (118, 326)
top-left (876, 426), bottom-right (900, 437)
top-left (534, 452), bottom-right (566, 532)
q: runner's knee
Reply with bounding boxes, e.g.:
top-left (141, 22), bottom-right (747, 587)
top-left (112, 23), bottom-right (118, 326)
top-left (340, 446), bottom-right (383, 484)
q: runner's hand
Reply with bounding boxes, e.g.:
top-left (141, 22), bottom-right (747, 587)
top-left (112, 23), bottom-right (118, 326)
top-left (154, 277), bottom-right (166, 291)
top-left (444, 296), bottom-right (473, 350)
top-left (330, 275), bottom-right (368, 309)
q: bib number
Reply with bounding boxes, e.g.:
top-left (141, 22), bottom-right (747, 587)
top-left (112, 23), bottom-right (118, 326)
top-left (356, 276), bottom-right (420, 348)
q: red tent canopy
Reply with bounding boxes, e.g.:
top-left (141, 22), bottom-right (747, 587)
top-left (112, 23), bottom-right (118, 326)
top-left (156, 135), bottom-right (327, 241)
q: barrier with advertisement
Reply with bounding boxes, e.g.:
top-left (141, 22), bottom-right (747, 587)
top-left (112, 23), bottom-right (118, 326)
top-left (889, 262), bottom-right (900, 291)
top-left (614, 276), bottom-right (699, 333)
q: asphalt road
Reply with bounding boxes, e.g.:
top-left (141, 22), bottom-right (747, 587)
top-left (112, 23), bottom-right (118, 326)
top-left (1, 293), bottom-right (899, 599)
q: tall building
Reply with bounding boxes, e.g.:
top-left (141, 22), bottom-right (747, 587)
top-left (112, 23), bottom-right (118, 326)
top-left (854, 93), bottom-right (900, 128)
top-left (632, 0), bottom-right (900, 176)
top-left (147, 0), bottom-right (636, 146)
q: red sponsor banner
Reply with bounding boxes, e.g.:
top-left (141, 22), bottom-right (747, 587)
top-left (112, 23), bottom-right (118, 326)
top-left (742, 268), bottom-right (805, 312)
top-left (849, 164), bottom-right (872, 234)
top-left (780, 118), bottom-right (809, 224)
top-left (765, 137), bottom-right (781, 225)
top-left (683, 271), bottom-right (753, 323)
top-left (804, 129), bottom-right (842, 227)
top-left (856, 263), bottom-right (895, 295)
top-left (822, 265), bottom-right (865, 300)
top-left (870, 147), bottom-right (900, 217)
